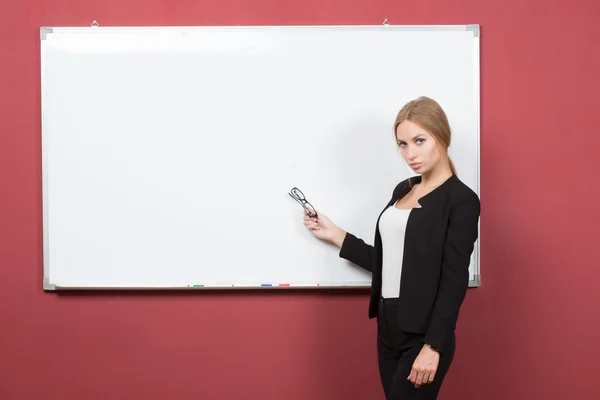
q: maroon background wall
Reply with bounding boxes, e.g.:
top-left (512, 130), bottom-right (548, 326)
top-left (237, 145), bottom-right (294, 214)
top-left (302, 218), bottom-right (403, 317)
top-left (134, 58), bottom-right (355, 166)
top-left (2, 1), bottom-right (599, 399)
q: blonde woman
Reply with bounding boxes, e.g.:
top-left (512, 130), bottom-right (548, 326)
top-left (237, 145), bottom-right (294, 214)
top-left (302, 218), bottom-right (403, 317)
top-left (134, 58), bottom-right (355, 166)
top-left (303, 97), bottom-right (480, 399)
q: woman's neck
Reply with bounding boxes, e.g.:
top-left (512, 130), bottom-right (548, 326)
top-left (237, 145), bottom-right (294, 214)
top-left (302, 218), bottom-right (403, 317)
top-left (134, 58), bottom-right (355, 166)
top-left (419, 162), bottom-right (453, 189)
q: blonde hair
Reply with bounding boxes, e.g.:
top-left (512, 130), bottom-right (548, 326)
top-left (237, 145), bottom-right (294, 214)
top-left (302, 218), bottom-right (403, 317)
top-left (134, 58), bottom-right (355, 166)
top-left (393, 96), bottom-right (457, 176)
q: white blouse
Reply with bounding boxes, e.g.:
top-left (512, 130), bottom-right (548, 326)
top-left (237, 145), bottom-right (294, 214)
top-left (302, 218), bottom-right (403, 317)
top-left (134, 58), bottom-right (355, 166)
top-left (378, 201), bottom-right (418, 298)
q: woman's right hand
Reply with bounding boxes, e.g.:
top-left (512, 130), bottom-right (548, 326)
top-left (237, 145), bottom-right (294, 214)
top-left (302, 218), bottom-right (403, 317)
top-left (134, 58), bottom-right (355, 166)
top-left (303, 211), bottom-right (346, 248)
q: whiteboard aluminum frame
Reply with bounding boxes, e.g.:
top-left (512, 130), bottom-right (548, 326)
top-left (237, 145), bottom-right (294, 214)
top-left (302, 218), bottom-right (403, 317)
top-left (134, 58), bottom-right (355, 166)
top-left (40, 23), bottom-right (481, 290)
top-left (472, 26), bottom-right (481, 288)
top-left (41, 32), bottom-right (54, 291)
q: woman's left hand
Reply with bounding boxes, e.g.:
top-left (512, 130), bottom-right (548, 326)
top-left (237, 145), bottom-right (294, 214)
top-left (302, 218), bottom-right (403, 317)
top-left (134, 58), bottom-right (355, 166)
top-left (407, 344), bottom-right (440, 388)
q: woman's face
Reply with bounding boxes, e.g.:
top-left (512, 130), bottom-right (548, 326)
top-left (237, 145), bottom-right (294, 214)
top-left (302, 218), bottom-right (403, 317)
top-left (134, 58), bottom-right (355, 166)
top-left (395, 120), bottom-right (443, 175)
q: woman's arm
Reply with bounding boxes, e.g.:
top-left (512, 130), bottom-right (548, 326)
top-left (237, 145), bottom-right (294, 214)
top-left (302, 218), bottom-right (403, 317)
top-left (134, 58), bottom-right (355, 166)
top-left (423, 192), bottom-right (481, 352)
top-left (338, 232), bottom-right (376, 273)
top-left (303, 211), bottom-right (375, 272)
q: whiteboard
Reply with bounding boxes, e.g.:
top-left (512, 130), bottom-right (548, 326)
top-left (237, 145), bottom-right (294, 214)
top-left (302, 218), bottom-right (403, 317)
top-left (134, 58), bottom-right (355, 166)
top-left (40, 24), bottom-right (480, 290)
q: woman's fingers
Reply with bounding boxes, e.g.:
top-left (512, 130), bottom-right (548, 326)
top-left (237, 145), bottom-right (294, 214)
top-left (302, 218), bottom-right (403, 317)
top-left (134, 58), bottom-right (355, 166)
top-left (303, 214), bottom-right (319, 231)
top-left (408, 368), bottom-right (416, 384)
top-left (428, 370), bottom-right (435, 383)
top-left (415, 370), bottom-right (424, 388)
top-left (408, 363), bottom-right (436, 388)
top-left (420, 372), bottom-right (429, 385)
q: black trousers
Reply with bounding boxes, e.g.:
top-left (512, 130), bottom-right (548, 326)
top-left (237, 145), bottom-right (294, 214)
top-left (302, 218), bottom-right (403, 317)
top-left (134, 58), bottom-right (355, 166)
top-left (377, 297), bottom-right (455, 400)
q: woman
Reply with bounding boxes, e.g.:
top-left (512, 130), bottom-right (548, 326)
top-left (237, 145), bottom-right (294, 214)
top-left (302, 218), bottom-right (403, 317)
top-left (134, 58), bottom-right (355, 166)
top-left (303, 96), bottom-right (480, 399)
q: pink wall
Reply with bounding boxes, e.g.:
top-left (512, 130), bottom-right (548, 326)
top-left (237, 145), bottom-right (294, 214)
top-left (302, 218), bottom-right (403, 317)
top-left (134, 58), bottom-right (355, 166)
top-left (2, 0), bottom-right (599, 398)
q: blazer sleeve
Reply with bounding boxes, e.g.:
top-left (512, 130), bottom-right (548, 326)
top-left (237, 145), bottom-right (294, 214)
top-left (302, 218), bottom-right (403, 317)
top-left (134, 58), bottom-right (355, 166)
top-left (338, 232), bottom-right (375, 273)
top-left (423, 192), bottom-right (480, 352)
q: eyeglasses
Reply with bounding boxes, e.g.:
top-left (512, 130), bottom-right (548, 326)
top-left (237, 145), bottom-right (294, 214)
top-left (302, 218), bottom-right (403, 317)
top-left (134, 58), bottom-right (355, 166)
top-left (288, 187), bottom-right (318, 218)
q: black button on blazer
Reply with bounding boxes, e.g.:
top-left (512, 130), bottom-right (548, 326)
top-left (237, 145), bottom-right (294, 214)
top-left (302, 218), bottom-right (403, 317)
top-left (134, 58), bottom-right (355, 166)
top-left (339, 174), bottom-right (480, 352)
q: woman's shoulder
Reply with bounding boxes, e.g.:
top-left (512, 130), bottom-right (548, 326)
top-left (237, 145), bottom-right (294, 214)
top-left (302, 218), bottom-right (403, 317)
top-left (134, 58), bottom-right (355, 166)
top-left (445, 175), bottom-right (480, 209)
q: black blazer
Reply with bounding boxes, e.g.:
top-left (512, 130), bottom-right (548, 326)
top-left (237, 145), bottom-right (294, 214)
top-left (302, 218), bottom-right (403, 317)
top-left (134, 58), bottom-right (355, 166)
top-left (339, 174), bottom-right (480, 352)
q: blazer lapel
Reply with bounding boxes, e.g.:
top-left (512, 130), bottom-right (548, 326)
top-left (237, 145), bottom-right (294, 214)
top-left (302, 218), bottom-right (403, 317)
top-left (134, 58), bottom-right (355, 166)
top-left (390, 176), bottom-right (420, 206)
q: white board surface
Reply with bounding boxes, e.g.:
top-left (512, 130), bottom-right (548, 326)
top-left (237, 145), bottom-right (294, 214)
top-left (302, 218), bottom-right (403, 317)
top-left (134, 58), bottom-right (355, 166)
top-left (40, 24), bottom-right (480, 290)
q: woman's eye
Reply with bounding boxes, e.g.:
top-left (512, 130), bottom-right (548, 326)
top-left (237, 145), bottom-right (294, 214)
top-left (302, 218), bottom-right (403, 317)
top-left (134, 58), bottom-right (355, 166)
top-left (416, 138), bottom-right (425, 144)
